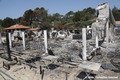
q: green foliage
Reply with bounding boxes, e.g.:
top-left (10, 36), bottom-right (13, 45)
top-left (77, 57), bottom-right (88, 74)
top-left (81, 21), bottom-right (94, 26)
top-left (1, 6), bottom-right (120, 30)
top-left (52, 13), bottom-right (63, 21)
top-left (13, 17), bottom-right (23, 24)
top-left (0, 19), bottom-right (2, 26)
top-left (22, 9), bottom-right (33, 26)
top-left (39, 21), bottom-right (52, 30)
top-left (1, 17), bottom-right (16, 28)
top-left (112, 6), bottom-right (120, 21)
top-left (73, 11), bottom-right (90, 22)
top-left (19, 7), bottom-right (49, 30)
top-left (0, 27), bottom-right (3, 32)
top-left (46, 15), bottom-right (53, 22)
top-left (16, 17), bottom-right (23, 24)
top-left (33, 7), bottom-right (48, 21)
top-left (83, 7), bottom-right (96, 16)
top-left (65, 11), bottom-right (74, 23)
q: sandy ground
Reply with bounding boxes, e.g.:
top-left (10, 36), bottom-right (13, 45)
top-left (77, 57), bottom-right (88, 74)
top-left (0, 39), bottom-right (119, 80)
top-left (0, 57), bottom-right (119, 80)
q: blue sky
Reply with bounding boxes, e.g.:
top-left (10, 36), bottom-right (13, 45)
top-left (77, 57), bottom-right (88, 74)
top-left (0, 0), bottom-right (120, 20)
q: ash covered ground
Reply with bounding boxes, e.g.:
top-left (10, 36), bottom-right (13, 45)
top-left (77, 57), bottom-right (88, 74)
top-left (0, 37), bottom-right (120, 80)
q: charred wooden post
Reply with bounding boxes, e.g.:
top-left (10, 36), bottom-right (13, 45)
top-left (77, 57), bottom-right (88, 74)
top-left (3, 60), bottom-right (18, 70)
top-left (0, 32), bottom-right (1, 44)
top-left (41, 69), bottom-right (44, 80)
top-left (6, 30), bottom-right (12, 61)
top-left (66, 72), bottom-right (68, 80)
top-left (40, 66), bottom-right (42, 74)
top-left (3, 61), bottom-right (10, 70)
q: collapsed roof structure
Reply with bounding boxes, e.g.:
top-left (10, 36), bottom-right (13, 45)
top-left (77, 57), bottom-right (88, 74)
top-left (92, 2), bottom-right (115, 43)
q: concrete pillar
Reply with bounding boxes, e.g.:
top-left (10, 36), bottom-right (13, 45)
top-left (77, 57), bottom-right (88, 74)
top-left (96, 33), bottom-right (99, 48)
top-left (0, 33), bottom-right (1, 44)
top-left (92, 28), bottom-right (96, 39)
top-left (44, 30), bottom-right (48, 53)
top-left (22, 31), bottom-right (25, 50)
top-left (82, 28), bottom-right (87, 60)
top-left (12, 34), bottom-right (14, 41)
top-left (49, 31), bottom-right (52, 38)
top-left (106, 20), bottom-right (109, 48)
top-left (109, 28), bottom-right (112, 42)
top-left (109, 27), bottom-right (114, 42)
top-left (8, 32), bottom-right (12, 48)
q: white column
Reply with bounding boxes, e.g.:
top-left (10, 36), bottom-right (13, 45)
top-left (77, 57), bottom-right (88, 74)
top-left (44, 30), bottom-right (48, 53)
top-left (82, 28), bottom-right (87, 60)
top-left (106, 20), bottom-right (109, 48)
top-left (22, 32), bottom-right (25, 50)
top-left (12, 34), bottom-right (14, 40)
top-left (0, 33), bottom-right (1, 44)
top-left (49, 31), bottom-right (52, 38)
top-left (8, 33), bottom-right (12, 48)
top-left (96, 33), bottom-right (99, 48)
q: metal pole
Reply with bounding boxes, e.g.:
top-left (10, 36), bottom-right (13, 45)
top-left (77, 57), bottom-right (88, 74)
top-left (82, 28), bottom-right (87, 60)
